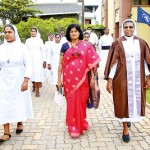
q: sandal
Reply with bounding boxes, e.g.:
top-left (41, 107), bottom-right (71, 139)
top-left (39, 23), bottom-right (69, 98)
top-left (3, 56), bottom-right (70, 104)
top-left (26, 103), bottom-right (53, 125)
top-left (68, 126), bottom-right (80, 138)
top-left (69, 132), bottom-right (80, 138)
top-left (16, 122), bottom-right (23, 134)
top-left (0, 133), bottom-right (11, 144)
top-left (35, 92), bottom-right (40, 97)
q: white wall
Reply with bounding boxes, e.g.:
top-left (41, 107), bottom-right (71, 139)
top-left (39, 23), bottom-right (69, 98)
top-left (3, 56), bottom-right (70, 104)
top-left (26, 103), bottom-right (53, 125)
top-left (33, 0), bottom-right (77, 3)
top-left (34, 0), bottom-right (100, 4)
top-left (84, 0), bottom-right (100, 5)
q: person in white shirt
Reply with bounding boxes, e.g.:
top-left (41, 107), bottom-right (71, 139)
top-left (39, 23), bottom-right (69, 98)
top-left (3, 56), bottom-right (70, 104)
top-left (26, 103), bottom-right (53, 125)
top-left (99, 27), bottom-right (113, 75)
top-left (25, 27), bottom-right (46, 97)
top-left (0, 24), bottom-right (33, 144)
top-left (60, 30), bottom-right (67, 44)
top-left (86, 27), bottom-right (99, 49)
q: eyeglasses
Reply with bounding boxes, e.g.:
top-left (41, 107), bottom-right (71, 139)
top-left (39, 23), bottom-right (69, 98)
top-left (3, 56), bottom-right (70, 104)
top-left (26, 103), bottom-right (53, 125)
top-left (123, 26), bottom-right (134, 29)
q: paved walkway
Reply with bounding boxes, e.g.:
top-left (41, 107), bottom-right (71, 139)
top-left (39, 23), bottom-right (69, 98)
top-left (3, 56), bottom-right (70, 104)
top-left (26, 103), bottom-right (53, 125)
top-left (1, 74), bottom-right (150, 150)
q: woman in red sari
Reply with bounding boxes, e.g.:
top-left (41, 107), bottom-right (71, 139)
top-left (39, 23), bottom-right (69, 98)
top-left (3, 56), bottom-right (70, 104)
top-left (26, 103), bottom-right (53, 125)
top-left (57, 24), bottom-right (100, 138)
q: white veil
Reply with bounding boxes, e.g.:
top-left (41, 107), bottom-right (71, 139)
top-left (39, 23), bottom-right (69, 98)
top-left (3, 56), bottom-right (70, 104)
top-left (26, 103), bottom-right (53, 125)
top-left (4, 24), bottom-right (21, 43)
top-left (31, 27), bottom-right (41, 38)
top-left (121, 19), bottom-right (138, 36)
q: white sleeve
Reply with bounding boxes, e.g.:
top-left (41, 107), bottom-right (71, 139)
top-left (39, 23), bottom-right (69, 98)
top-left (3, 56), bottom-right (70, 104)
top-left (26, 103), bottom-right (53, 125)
top-left (23, 46), bottom-right (32, 79)
top-left (40, 39), bottom-right (46, 62)
top-left (95, 34), bottom-right (99, 45)
top-left (89, 34), bottom-right (94, 45)
top-left (144, 60), bottom-right (150, 76)
top-left (47, 45), bottom-right (52, 65)
top-left (25, 39), bottom-right (29, 49)
top-left (108, 61), bottom-right (118, 79)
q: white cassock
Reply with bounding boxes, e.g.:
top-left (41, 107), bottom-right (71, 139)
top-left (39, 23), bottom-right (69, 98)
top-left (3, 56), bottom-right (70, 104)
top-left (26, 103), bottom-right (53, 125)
top-left (26, 37), bottom-right (46, 82)
top-left (47, 42), bottom-right (62, 85)
top-left (99, 34), bottom-right (113, 74)
top-left (0, 41), bottom-right (33, 124)
top-left (109, 36), bottom-right (150, 122)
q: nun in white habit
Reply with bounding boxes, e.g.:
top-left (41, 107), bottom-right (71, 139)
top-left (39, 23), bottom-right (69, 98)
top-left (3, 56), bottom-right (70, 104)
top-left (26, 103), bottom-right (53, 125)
top-left (104, 19), bottom-right (150, 142)
top-left (47, 34), bottom-right (62, 86)
top-left (25, 27), bottom-right (46, 97)
top-left (0, 24), bottom-right (33, 144)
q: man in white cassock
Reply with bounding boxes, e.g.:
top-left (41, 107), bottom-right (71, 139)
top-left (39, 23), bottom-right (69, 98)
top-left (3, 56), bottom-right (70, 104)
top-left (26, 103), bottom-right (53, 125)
top-left (25, 27), bottom-right (46, 97)
top-left (99, 27), bottom-right (113, 75)
top-left (0, 24), bottom-right (33, 144)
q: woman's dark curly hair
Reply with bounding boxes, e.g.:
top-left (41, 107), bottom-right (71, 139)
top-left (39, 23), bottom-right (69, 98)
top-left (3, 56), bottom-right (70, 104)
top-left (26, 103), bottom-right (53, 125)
top-left (65, 24), bottom-right (83, 41)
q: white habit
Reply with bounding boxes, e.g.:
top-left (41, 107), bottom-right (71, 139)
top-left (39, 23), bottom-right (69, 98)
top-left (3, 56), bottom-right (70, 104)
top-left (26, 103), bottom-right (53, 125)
top-left (47, 42), bottom-right (62, 85)
top-left (0, 41), bottom-right (33, 124)
top-left (26, 37), bottom-right (46, 82)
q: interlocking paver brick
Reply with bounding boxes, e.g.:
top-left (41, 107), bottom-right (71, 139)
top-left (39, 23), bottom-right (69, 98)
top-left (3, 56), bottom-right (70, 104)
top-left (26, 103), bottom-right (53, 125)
top-left (0, 66), bottom-right (150, 149)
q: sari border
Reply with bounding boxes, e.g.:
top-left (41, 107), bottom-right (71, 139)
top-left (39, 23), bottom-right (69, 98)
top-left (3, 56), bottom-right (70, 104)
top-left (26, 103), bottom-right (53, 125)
top-left (67, 58), bottom-right (100, 98)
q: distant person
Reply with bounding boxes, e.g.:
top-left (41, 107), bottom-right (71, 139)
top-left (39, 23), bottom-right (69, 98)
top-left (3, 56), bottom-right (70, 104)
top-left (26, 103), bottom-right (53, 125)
top-left (45, 33), bottom-right (55, 80)
top-left (83, 32), bottom-right (90, 42)
top-left (47, 34), bottom-right (62, 86)
top-left (104, 19), bottom-right (150, 143)
top-left (99, 27), bottom-right (113, 75)
top-left (25, 27), bottom-right (46, 97)
top-left (86, 27), bottom-right (99, 49)
top-left (0, 24), bottom-right (33, 144)
top-left (60, 30), bottom-right (67, 44)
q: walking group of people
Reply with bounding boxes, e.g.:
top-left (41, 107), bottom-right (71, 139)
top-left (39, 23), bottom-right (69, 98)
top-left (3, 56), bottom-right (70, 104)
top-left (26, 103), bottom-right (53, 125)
top-left (0, 19), bottom-right (150, 145)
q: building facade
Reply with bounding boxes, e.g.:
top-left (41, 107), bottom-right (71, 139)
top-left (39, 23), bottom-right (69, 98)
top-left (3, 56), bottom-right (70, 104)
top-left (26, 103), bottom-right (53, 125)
top-left (102, 0), bottom-right (150, 46)
top-left (33, 0), bottom-right (100, 25)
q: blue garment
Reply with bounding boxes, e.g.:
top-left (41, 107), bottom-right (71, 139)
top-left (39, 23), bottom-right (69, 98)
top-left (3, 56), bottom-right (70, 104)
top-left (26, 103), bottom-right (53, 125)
top-left (60, 42), bottom-right (69, 53)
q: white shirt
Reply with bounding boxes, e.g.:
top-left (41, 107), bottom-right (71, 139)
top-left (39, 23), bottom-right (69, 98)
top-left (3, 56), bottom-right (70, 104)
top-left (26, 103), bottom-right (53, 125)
top-left (89, 32), bottom-right (99, 46)
top-left (99, 34), bottom-right (113, 50)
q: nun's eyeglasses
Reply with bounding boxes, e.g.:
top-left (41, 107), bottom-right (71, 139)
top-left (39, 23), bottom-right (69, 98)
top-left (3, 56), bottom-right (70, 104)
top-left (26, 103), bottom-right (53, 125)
top-left (124, 26), bottom-right (134, 29)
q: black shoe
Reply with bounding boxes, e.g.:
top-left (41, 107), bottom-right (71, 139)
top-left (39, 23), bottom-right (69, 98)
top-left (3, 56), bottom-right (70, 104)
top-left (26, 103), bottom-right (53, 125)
top-left (122, 134), bottom-right (130, 143)
top-left (16, 129), bottom-right (23, 134)
top-left (127, 122), bottom-right (131, 128)
top-left (0, 133), bottom-right (11, 145)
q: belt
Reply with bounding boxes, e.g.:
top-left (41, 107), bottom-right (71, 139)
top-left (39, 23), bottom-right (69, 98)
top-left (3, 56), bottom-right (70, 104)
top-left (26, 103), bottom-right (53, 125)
top-left (102, 46), bottom-right (110, 50)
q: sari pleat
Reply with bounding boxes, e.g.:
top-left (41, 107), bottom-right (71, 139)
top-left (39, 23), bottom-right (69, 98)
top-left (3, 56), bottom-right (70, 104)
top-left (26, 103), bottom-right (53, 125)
top-left (62, 41), bottom-right (100, 135)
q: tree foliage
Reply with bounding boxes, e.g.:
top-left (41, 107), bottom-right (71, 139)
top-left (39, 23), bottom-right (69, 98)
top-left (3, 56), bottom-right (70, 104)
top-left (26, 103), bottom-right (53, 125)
top-left (0, 0), bottom-right (42, 24)
top-left (16, 17), bottom-right (80, 43)
top-left (84, 23), bottom-right (104, 31)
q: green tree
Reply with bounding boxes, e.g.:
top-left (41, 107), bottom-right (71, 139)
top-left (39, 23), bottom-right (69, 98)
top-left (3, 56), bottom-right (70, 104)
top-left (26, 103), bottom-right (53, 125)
top-left (0, 0), bottom-right (42, 24)
top-left (16, 17), bottom-right (80, 43)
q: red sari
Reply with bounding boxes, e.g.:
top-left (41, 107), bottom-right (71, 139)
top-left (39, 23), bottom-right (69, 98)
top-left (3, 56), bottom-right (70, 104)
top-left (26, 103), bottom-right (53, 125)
top-left (62, 41), bottom-right (100, 135)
